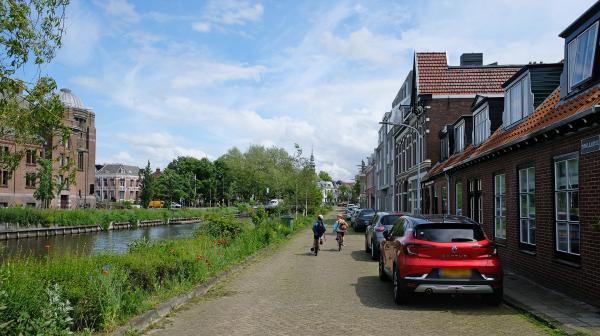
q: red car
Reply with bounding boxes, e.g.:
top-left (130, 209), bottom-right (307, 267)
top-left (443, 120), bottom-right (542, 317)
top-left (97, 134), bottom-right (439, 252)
top-left (378, 215), bottom-right (503, 305)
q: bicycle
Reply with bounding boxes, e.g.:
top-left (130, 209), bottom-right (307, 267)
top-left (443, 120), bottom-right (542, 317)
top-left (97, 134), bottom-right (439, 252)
top-left (336, 229), bottom-right (347, 251)
top-left (311, 236), bottom-right (322, 256)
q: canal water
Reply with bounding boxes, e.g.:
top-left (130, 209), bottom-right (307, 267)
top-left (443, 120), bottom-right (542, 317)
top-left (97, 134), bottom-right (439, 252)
top-left (0, 222), bottom-right (202, 261)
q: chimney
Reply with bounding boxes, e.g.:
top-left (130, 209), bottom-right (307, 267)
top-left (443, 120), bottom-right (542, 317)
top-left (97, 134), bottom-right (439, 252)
top-left (460, 53), bottom-right (483, 67)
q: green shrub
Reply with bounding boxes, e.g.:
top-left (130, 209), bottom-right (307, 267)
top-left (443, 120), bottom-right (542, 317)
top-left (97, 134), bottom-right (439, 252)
top-left (0, 212), bottom-right (314, 334)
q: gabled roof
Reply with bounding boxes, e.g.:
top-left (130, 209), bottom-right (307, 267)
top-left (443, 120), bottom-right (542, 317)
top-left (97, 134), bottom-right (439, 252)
top-left (96, 164), bottom-right (140, 176)
top-left (426, 85), bottom-right (600, 180)
top-left (415, 52), bottom-right (522, 95)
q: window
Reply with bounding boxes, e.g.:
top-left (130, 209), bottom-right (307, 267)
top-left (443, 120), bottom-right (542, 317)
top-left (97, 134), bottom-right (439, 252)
top-left (473, 106), bottom-right (490, 146)
top-left (555, 156), bottom-right (579, 255)
top-left (26, 149), bottom-right (37, 165)
top-left (504, 73), bottom-right (533, 126)
top-left (454, 121), bottom-right (465, 152)
top-left (568, 21), bottom-right (599, 91)
top-left (440, 135), bottom-right (449, 160)
top-left (0, 146), bottom-right (9, 161)
top-left (519, 167), bottom-right (536, 246)
top-left (0, 170), bottom-right (10, 187)
top-left (25, 172), bottom-right (36, 188)
top-left (455, 181), bottom-right (462, 216)
top-left (441, 186), bottom-right (448, 214)
top-left (119, 191), bottom-right (125, 199)
top-left (120, 178), bottom-right (125, 187)
top-left (469, 179), bottom-right (482, 223)
top-left (494, 174), bottom-right (506, 239)
top-left (77, 151), bottom-right (84, 171)
top-left (103, 178), bottom-right (108, 187)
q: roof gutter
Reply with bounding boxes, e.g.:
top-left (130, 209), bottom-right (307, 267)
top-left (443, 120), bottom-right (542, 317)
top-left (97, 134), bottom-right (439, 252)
top-left (437, 104), bottom-right (600, 176)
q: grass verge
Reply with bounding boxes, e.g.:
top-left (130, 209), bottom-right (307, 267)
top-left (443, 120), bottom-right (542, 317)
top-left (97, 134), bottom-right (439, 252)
top-left (0, 212), bottom-right (315, 335)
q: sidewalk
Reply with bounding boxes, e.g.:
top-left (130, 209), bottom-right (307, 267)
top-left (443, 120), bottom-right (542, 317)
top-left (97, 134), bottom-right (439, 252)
top-left (504, 271), bottom-right (600, 335)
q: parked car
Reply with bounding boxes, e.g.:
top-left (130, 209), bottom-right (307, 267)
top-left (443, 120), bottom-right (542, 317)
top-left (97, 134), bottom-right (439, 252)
top-left (365, 212), bottom-right (403, 259)
top-left (349, 208), bottom-right (362, 225)
top-left (353, 208), bottom-right (375, 231)
top-left (148, 200), bottom-right (164, 208)
top-left (265, 199), bottom-right (283, 210)
top-left (170, 201), bottom-right (182, 209)
top-left (345, 206), bottom-right (358, 220)
top-left (378, 214), bottom-right (503, 305)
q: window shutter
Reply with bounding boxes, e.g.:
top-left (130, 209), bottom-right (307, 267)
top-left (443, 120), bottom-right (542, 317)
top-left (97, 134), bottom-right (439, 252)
top-left (503, 91), bottom-right (510, 127)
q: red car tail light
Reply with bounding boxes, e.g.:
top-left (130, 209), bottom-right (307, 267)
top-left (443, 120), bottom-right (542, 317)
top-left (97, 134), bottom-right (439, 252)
top-left (473, 242), bottom-right (498, 257)
top-left (402, 242), bottom-right (436, 256)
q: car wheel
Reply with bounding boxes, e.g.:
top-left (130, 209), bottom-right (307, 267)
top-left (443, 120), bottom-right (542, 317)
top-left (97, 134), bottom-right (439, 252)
top-left (483, 286), bottom-right (503, 306)
top-left (393, 265), bottom-right (409, 304)
top-left (370, 240), bottom-right (379, 260)
top-left (378, 254), bottom-right (387, 281)
top-left (365, 235), bottom-right (371, 253)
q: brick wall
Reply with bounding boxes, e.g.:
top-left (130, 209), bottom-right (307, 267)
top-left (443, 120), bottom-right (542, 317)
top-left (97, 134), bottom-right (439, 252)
top-left (424, 98), bottom-right (474, 165)
top-left (430, 126), bottom-right (600, 306)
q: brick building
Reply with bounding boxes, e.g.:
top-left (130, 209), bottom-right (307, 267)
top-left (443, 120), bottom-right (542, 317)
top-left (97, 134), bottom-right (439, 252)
top-left (424, 2), bottom-right (600, 306)
top-left (0, 88), bottom-right (96, 208)
top-left (391, 52), bottom-right (522, 214)
top-left (95, 164), bottom-right (140, 203)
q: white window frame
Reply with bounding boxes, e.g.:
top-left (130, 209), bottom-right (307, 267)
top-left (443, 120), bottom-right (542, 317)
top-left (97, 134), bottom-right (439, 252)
top-left (455, 181), bottom-right (462, 216)
top-left (454, 121), bottom-right (465, 153)
top-left (554, 155), bottom-right (580, 255)
top-left (503, 72), bottom-right (533, 127)
top-left (473, 105), bottom-right (490, 146)
top-left (568, 21), bottom-right (599, 91)
top-left (494, 174), bottom-right (506, 239)
top-left (519, 167), bottom-right (536, 245)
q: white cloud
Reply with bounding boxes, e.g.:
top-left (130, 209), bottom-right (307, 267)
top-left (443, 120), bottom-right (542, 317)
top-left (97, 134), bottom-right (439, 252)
top-left (207, 0), bottom-right (263, 25)
top-left (70, 0), bottom-right (596, 179)
top-left (57, 0), bottom-right (101, 66)
top-left (170, 62), bottom-right (266, 89)
top-left (192, 22), bottom-right (211, 33)
top-left (195, 0), bottom-right (264, 33)
top-left (98, 0), bottom-right (139, 23)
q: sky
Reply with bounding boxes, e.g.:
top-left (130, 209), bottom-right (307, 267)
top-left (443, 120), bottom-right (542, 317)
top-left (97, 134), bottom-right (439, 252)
top-left (26, 0), bottom-right (596, 180)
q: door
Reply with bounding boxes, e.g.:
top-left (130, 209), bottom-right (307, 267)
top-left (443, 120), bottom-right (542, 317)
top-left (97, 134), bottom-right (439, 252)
top-left (60, 195), bottom-right (68, 209)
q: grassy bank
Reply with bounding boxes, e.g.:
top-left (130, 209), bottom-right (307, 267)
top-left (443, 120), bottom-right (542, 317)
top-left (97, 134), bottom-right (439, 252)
top-left (0, 212), bottom-right (315, 335)
top-left (0, 207), bottom-right (237, 229)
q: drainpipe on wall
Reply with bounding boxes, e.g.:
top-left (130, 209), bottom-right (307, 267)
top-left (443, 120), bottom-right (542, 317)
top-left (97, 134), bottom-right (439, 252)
top-left (445, 171), bottom-right (451, 216)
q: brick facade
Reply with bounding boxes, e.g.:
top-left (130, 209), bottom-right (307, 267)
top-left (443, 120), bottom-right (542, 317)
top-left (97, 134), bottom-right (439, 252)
top-left (428, 125), bottom-right (600, 306)
top-left (0, 88), bottom-right (96, 208)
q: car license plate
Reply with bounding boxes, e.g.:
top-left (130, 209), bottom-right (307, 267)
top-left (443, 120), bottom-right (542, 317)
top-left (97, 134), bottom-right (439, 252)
top-left (441, 269), bottom-right (471, 279)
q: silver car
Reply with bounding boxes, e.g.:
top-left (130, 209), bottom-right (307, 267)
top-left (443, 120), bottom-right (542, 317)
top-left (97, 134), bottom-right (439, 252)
top-left (364, 211), bottom-right (403, 260)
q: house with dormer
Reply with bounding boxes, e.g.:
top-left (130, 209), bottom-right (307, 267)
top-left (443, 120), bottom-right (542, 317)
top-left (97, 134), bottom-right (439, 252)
top-left (423, 1), bottom-right (600, 306)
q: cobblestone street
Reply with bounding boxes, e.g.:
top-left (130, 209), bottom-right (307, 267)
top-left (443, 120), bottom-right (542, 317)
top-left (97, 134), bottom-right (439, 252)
top-left (146, 213), bottom-right (546, 336)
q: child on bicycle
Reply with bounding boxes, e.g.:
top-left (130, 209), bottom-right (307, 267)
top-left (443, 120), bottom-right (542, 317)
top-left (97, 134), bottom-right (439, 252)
top-left (334, 214), bottom-right (348, 246)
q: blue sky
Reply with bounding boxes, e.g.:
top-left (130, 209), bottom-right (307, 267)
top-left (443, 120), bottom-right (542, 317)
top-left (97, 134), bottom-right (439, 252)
top-left (29, 0), bottom-right (595, 179)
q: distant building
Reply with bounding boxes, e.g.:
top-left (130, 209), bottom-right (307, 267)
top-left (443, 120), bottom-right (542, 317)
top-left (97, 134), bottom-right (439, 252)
top-left (316, 180), bottom-right (335, 204)
top-left (0, 88), bottom-right (97, 208)
top-left (95, 164), bottom-right (140, 202)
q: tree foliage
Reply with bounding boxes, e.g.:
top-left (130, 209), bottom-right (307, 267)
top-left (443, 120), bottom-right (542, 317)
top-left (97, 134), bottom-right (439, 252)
top-left (138, 160), bottom-right (154, 208)
top-left (0, 0), bottom-right (71, 207)
top-left (318, 170), bottom-right (332, 182)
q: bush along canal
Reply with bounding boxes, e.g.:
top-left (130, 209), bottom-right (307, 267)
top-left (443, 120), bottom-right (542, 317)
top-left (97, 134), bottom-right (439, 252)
top-left (0, 211), bottom-right (315, 335)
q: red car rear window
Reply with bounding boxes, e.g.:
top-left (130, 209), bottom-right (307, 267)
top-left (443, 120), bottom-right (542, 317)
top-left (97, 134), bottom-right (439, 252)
top-left (415, 224), bottom-right (486, 242)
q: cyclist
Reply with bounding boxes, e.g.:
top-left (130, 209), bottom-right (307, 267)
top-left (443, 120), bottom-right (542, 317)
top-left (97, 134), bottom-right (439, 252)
top-left (311, 214), bottom-right (326, 255)
top-left (334, 214), bottom-right (349, 246)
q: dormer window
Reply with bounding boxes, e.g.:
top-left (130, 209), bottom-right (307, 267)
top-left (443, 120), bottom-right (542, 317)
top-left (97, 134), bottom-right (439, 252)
top-left (504, 73), bottom-right (533, 127)
top-left (454, 121), bottom-right (465, 153)
top-left (473, 105), bottom-right (490, 146)
top-left (568, 21), bottom-right (598, 91)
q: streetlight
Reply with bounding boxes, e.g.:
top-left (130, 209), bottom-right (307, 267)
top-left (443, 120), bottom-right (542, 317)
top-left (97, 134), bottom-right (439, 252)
top-left (379, 105), bottom-right (426, 214)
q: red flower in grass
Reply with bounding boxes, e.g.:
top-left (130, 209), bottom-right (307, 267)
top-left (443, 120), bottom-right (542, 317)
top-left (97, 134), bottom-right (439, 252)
top-left (196, 255), bottom-right (204, 261)
top-left (211, 239), bottom-right (216, 244)
top-left (220, 238), bottom-right (226, 244)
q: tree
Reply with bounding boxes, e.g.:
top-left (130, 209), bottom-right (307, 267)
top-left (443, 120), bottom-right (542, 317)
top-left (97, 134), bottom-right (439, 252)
top-left (0, 1), bottom-right (72, 206)
top-left (352, 177), bottom-right (362, 203)
top-left (339, 184), bottom-right (351, 203)
top-left (318, 170), bottom-right (332, 182)
top-left (138, 160), bottom-right (154, 207)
